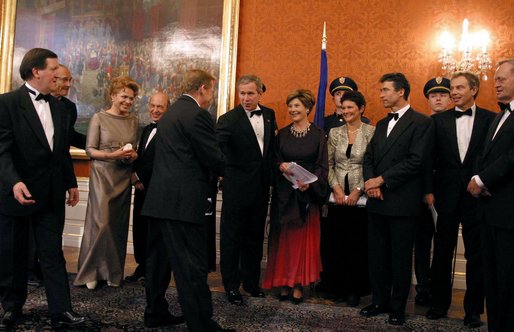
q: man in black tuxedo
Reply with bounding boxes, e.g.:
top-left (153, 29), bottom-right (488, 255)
top-left (125, 92), bottom-right (169, 283)
top-left (426, 72), bottom-right (493, 328)
top-left (414, 77), bottom-right (452, 306)
top-left (51, 64), bottom-right (86, 149)
top-left (0, 48), bottom-right (86, 329)
top-left (26, 64), bottom-right (87, 288)
top-left (216, 75), bottom-right (277, 305)
top-left (360, 73), bottom-right (433, 326)
top-left (468, 59), bottom-right (514, 332)
top-left (141, 70), bottom-right (232, 331)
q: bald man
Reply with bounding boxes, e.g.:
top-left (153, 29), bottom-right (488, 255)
top-left (125, 92), bottom-right (169, 282)
top-left (50, 64), bottom-right (86, 149)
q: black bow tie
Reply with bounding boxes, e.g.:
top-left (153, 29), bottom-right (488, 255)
top-left (250, 110), bottom-right (262, 117)
top-left (387, 112), bottom-right (399, 121)
top-left (454, 109), bottom-right (472, 118)
top-left (35, 94), bottom-right (51, 102)
top-left (498, 102), bottom-right (512, 112)
top-left (149, 122), bottom-right (157, 129)
top-left (28, 88), bottom-right (51, 102)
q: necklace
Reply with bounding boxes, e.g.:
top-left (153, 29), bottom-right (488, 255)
top-left (347, 127), bottom-right (361, 134)
top-left (290, 122), bottom-right (311, 138)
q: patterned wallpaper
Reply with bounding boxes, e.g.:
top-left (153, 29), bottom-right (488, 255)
top-left (237, 0), bottom-right (514, 128)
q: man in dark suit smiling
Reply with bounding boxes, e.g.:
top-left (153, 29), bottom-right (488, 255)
top-left (125, 91), bottom-right (169, 283)
top-left (426, 72), bottom-right (494, 328)
top-left (361, 73), bottom-right (433, 326)
top-left (0, 48), bottom-right (86, 329)
top-left (216, 75), bottom-right (277, 305)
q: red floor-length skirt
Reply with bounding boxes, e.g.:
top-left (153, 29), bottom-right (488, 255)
top-left (262, 205), bottom-right (322, 288)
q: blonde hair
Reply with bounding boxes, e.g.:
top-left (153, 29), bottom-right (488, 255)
top-left (109, 76), bottom-right (139, 97)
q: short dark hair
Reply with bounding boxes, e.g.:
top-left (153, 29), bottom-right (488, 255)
top-left (451, 71), bottom-right (480, 99)
top-left (19, 48), bottom-right (58, 80)
top-left (340, 90), bottom-right (366, 109)
top-left (237, 75), bottom-right (264, 94)
top-left (181, 69), bottom-right (216, 94)
top-left (379, 72), bottom-right (410, 100)
top-left (286, 89), bottom-right (316, 114)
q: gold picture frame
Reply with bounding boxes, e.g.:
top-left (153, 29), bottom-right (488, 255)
top-left (0, 0), bottom-right (239, 158)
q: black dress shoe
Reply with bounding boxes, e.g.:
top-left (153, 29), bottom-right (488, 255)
top-left (347, 294), bottom-right (360, 307)
top-left (2, 310), bottom-right (22, 328)
top-left (226, 290), bottom-right (244, 305)
top-left (388, 312), bottom-right (405, 325)
top-left (124, 272), bottom-right (145, 283)
top-left (464, 314), bottom-right (482, 328)
top-left (144, 313), bottom-right (185, 328)
top-left (291, 296), bottom-right (303, 305)
top-left (425, 307), bottom-right (447, 320)
top-left (414, 291), bottom-right (431, 306)
top-left (27, 275), bottom-right (43, 287)
top-left (359, 304), bottom-right (389, 317)
top-left (243, 286), bottom-right (265, 298)
top-left (51, 311), bottom-right (88, 328)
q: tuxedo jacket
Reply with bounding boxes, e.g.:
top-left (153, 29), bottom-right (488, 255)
top-left (216, 104), bottom-right (277, 206)
top-left (476, 108), bottom-right (514, 229)
top-left (141, 95), bottom-right (224, 224)
top-left (133, 123), bottom-right (157, 188)
top-left (60, 96), bottom-right (86, 149)
top-left (0, 85), bottom-right (77, 216)
top-left (363, 108), bottom-right (433, 217)
top-left (429, 107), bottom-right (495, 214)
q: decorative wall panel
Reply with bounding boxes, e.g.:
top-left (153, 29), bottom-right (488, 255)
top-left (237, 0), bottom-right (514, 127)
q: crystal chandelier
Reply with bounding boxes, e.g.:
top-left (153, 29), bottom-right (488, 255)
top-left (438, 19), bottom-right (492, 80)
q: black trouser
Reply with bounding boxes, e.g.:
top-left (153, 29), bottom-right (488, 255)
top-left (132, 190), bottom-right (148, 274)
top-left (414, 207), bottom-right (435, 294)
top-left (0, 208), bottom-right (71, 315)
top-left (145, 218), bottom-right (219, 332)
top-left (481, 223), bottom-right (514, 332)
top-left (322, 205), bottom-right (370, 296)
top-left (367, 213), bottom-right (417, 314)
top-left (220, 200), bottom-right (267, 292)
top-left (430, 212), bottom-right (484, 315)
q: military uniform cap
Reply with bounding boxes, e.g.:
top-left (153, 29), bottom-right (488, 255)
top-left (423, 77), bottom-right (451, 98)
top-left (329, 76), bottom-right (358, 96)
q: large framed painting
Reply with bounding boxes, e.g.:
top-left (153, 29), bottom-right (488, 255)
top-left (0, 0), bottom-right (239, 157)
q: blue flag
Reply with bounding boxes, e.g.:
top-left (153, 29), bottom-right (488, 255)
top-left (314, 23), bottom-right (327, 129)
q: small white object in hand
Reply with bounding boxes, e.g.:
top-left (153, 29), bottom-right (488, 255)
top-left (122, 143), bottom-right (132, 151)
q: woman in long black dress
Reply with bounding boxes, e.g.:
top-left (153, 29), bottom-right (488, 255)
top-left (263, 89), bottom-right (328, 304)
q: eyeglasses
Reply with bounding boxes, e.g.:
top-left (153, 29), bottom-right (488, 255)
top-left (55, 76), bottom-right (73, 83)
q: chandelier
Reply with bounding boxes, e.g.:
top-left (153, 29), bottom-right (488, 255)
top-left (438, 19), bottom-right (492, 80)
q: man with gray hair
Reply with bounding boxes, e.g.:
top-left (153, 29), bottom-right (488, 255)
top-left (217, 75), bottom-right (277, 305)
top-left (468, 59), bottom-right (514, 332)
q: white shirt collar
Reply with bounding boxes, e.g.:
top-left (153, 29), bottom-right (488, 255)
top-left (391, 104), bottom-right (410, 119)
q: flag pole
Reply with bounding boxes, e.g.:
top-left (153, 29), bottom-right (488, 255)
top-left (314, 22), bottom-right (328, 129)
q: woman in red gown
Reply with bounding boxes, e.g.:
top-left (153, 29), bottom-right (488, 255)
top-left (262, 89), bottom-right (328, 304)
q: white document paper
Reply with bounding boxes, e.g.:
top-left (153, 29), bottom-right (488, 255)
top-left (328, 192), bottom-right (367, 207)
top-left (282, 162), bottom-right (318, 189)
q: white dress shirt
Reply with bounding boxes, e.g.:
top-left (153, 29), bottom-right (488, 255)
top-left (26, 82), bottom-right (54, 150)
top-left (454, 104), bottom-right (476, 163)
top-left (386, 104), bottom-right (410, 137)
top-left (245, 105), bottom-right (264, 155)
